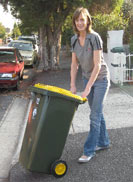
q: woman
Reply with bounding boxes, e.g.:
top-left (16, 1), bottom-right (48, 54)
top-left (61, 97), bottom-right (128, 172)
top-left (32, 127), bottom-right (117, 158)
top-left (70, 7), bottom-right (110, 163)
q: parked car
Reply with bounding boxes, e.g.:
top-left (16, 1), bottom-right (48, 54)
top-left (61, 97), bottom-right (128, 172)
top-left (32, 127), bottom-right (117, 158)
top-left (7, 37), bottom-right (13, 43)
top-left (18, 35), bottom-right (38, 45)
top-left (8, 40), bottom-right (39, 67)
top-left (0, 47), bottom-right (24, 90)
top-left (18, 35), bottom-right (39, 52)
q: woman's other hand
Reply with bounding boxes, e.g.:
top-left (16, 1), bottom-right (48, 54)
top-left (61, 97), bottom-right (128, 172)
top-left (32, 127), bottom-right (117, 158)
top-left (81, 88), bottom-right (91, 98)
top-left (70, 85), bottom-right (77, 94)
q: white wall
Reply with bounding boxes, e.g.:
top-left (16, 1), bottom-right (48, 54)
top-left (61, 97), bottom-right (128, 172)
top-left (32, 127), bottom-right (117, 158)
top-left (107, 30), bottom-right (124, 53)
top-left (107, 30), bottom-right (125, 84)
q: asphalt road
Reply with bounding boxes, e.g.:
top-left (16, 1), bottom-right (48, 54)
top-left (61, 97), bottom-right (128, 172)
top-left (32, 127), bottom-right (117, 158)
top-left (8, 68), bottom-right (133, 182)
top-left (0, 95), bottom-right (13, 125)
top-left (0, 56), bottom-right (133, 182)
top-left (10, 127), bottom-right (133, 182)
top-left (0, 66), bottom-right (35, 129)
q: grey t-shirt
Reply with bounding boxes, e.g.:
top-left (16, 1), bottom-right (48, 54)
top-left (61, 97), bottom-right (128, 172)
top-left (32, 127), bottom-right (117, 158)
top-left (71, 31), bottom-right (109, 80)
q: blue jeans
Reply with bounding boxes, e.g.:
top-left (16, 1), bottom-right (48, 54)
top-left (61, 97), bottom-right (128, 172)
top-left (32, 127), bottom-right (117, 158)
top-left (83, 77), bottom-right (110, 157)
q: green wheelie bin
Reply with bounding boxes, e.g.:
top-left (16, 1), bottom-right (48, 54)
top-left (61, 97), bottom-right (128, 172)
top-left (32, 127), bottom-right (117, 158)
top-left (19, 83), bottom-right (86, 178)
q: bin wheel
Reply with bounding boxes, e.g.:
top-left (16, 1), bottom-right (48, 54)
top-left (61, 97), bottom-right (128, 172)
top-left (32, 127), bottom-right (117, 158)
top-left (51, 160), bottom-right (68, 178)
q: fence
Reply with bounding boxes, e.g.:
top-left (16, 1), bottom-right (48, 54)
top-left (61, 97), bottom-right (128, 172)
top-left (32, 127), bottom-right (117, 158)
top-left (123, 54), bottom-right (133, 84)
top-left (109, 53), bottom-right (133, 85)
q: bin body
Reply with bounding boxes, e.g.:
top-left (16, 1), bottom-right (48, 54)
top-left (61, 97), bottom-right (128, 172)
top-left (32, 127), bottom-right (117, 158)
top-left (19, 86), bottom-right (82, 173)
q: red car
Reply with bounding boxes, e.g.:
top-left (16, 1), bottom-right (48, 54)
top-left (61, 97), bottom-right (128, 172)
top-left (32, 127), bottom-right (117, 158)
top-left (0, 47), bottom-right (24, 90)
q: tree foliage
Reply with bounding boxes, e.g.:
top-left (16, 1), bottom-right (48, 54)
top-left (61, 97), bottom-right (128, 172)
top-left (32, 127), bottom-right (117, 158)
top-left (122, 0), bottom-right (133, 43)
top-left (0, 0), bottom-right (131, 67)
top-left (0, 22), bottom-right (6, 38)
top-left (92, 11), bottom-right (128, 51)
top-left (11, 22), bottom-right (21, 39)
top-left (8, 0), bottom-right (91, 34)
top-left (62, 15), bottom-right (73, 47)
top-left (89, 0), bottom-right (124, 15)
top-left (5, 0), bottom-right (93, 69)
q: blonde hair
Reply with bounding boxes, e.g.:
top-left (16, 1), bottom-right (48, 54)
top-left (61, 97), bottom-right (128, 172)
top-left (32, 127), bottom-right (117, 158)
top-left (72, 7), bottom-right (92, 34)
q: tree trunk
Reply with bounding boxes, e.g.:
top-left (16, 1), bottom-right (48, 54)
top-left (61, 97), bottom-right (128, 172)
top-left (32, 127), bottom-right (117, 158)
top-left (38, 24), bottom-right (62, 70)
top-left (38, 26), bottom-right (49, 71)
top-left (55, 29), bottom-right (62, 66)
top-left (46, 25), bottom-right (62, 70)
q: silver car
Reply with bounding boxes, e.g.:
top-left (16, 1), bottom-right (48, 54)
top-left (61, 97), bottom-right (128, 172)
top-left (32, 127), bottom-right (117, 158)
top-left (8, 40), bottom-right (39, 67)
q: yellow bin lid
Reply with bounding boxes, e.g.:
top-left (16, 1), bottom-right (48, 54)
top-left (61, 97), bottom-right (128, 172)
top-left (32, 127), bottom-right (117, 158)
top-left (34, 83), bottom-right (87, 102)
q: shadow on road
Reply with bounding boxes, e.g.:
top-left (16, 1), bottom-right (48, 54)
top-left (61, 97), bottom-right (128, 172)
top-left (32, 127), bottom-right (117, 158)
top-left (10, 127), bottom-right (133, 182)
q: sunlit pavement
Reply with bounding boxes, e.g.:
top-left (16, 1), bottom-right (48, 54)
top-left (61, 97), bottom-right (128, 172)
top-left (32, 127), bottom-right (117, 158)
top-left (0, 51), bottom-right (133, 181)
top-left (8, 69), bottom-right (133, 182)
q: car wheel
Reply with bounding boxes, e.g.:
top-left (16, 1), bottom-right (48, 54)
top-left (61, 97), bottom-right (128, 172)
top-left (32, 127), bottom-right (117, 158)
top-left (20, 71), bottom-right (24, 80)
top-left (13, 80), bottom-right (20, 91)
top-left (33, 58), bottom-right (39, 68)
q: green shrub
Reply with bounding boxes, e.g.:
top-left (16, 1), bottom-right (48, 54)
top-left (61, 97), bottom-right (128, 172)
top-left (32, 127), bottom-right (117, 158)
top-left (92, 12), bottom-right (128, 52)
